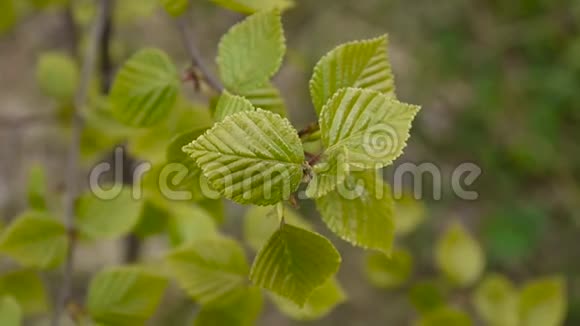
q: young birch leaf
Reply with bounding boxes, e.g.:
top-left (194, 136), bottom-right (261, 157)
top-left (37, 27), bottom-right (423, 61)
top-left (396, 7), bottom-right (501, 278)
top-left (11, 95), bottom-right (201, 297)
top-left (0, 212), bottom-right (67, 269)
top-left (183, 110), bottom-right (304, 206)
top-left (36, 52), bottom-right (79, 102)
top-left (26, 165), bottom-right (47, 211)
top-left (166, 128), bottom-right (209, 200)
top-left (0, 297), bottom-right (21, 326)
top-left (365, 248), bottom-right (413, 289)
top-left (0, 0), bottom-right (16, 35)
top-left (194, 286), bottom-right (263, 326)
top-left (305, 146), bottom-right (349, 198)
top-left (310, 36), bottom-right (395, 114)
top-left (249, 223), bottom-right (341, 306)
top-left (435, 222), bottom-right (485, 287)
top-left (473, 274), bottom-right (519, 326)
top-left (270, 277), bottom-right (346, 320)
top-left (394, 192), bottom-right (426, 236)
top-left (75, 186), bottom-right (143, 240)
top-left (214, 90), bottom-right (255, 122)
top-left (167, 203), bottom-right (218, 246)
top-left (519, 277), bottom-right (566, 326)
top-left (319, 87), bottom-right (420, 172)
top-left (166, 237), bottom-right (249, 307)
top-left (237, 82), bottom-right (287, 117)
top-left (0, 270), bottom-right (47, 315)
top-left (110, 48), bottom-right (179, 127)
top-left (217, 10), bottom-right (285, 91)
top-left (315, 171), bottom-right (395, 254)
top-left (211, 0), bottom-right (294, 14)
top-left (87, 267), bottom-right (167, 326)
top-left (243, 205), bottom-right (312, 252)
top-left (159, 0), bottom-right (189, 16)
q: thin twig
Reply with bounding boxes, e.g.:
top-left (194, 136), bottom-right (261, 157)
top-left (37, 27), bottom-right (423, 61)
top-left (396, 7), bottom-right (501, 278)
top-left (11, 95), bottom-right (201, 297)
top-left (175, 14), bottom-right (223, 93)
top-left (53, 0), bottom-right (112, 324)
top-left (298, 122), bottom-right (320, 138)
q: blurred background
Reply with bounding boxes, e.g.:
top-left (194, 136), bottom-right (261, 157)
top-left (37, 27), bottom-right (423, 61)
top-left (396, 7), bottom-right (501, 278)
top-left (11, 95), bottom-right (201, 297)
top-left (1, 0), bottom-right (580, 325)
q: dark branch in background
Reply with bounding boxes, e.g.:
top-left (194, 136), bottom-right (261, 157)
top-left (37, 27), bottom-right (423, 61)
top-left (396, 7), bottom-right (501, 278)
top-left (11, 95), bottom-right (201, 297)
top-left (53, 0), bottom-right (112, 324)
top-left (176, 12), bottom-right (223, 93)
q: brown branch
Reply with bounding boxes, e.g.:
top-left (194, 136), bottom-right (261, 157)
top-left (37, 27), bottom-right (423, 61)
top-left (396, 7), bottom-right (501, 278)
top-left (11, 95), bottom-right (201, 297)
top-left (53, 0), bottom-right (112, 324)
top-left (175, 13), bottom-right (223, 93)
top-left (298, 122), bottom-right (320, 138)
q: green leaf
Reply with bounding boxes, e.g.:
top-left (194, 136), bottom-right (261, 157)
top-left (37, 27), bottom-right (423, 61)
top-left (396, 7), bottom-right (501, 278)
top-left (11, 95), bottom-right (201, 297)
top-left (249, 223), bottom-right (341, 306)
top-left (315, 170), bottom-right (395, 254)
top-left (473, 274), bottom-right (518, 326)
top-left (416, 306), bottom-right (472, 326)
top-left (237, 82), bottom-right (287, 117)
top-left (270, 277), bottom-right (346, 320)
top-left (365, 248), bottom-right (413, 289)
top-left (0, 0), bottom-right (17, 35)
top-left (309, 36), bottom-right (395, 114)
top-left (159, 0), bottom-right (189, 16)
top-left (394, 192), bottom-right (426, 236)
top-left (0, 270), bottom-right (47, 315)
top-left (435, 222), bottom-right (485, 287)
top-left (87, 267), bottom-right (167, 326)
top-left (519, 276), bottom-right (566, 326)
top-left (133, 200), bottom-right (169, 238)
top-left (318, 87), bottom-right (419, 173)
top-left (0, 296), bottom-right (21, 326)
top-left (243, 205), bottom-right (312, 252)
top-left (194, 286), bottom-right (263, 326)
top-left (26, 165), bottom-right (47, 211)
top-left (76, 186), bottom-right (143, 240)
top-left (110, 48), bottom-right (179, 127)
top-left (167, 237), bottom-right (249, 306)
top-left (36, 52), bottom-right (79, 102)
top-left (217, 10), bottom-right (285, 91)
top-left (408, 280), bottom-right (446, 314)
top-left (0, 212), bottom-right (67, 269)
top-left (167, 203), bottom-right (218, 246)
top-left (214, 90), bottom-right (255, 122)
top-left (305, 146), bottom-right (349, 198)
top-left (211, 0), bottom-right (294, 14)
top-left (183, 109), bottom-right (304, 206)
top-left (129, 100), bottom-right (213, 163)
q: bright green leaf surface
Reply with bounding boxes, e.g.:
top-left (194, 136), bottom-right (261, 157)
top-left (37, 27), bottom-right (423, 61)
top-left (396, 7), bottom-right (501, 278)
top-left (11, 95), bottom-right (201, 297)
top-left (76, 186), bottom-right (143, 240)
top-left (319, 87), bottom-right (419, 172)
top-left (243, 205), bottom-right (312, 251)
top-left (0, 270), bottom-right (47, 315)
top-left (194, 286), bottom-right (263, 326)
top-left (365, 248), bottom-right (413, 289)
top-left (214, 90), bottom-right (255, 122)
top-left (36, 52), bottom-right (79, 102)
top-left (309, 36), bottom-right (395, 114)
top-left (167, 237), bottom-right (249, 306)
top-left (435, 222), bottom-right (485, 287)
top-left (87, 267), bottom-right (167, 326)
top-left (237, 82), bottom-right (287, 117)
top-left (519, 276), bottom-right (566, 326)
top-left (211, 0), bottom-right (294, 14)
top-left (110, 48), bottom-right (179, 127)
top-left (315, 171), bottom-right (395, 254)
top-left (250, 223), bottom-right (341, 306)
top-left (473, 274), bottom-right (519, 326)
top-left (0, 212), bottom-right (66, 269)
top-left (133, 200), bottom-right (169, 238)
top-left (270, 277), bottom-right (346, 320)
top-left (217, 10), bottom-right (285, 91)
top-left (183, 109), bottom-right (304, 206)
top-left (0, 296), bottom-right (21, 326)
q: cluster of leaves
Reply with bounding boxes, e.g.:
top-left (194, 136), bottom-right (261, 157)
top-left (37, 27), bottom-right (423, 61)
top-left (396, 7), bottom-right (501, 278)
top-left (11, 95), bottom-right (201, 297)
top-left (0, 0), bottom-right (424, 324)
top-left (364, 210), bottom-right (567, 326)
